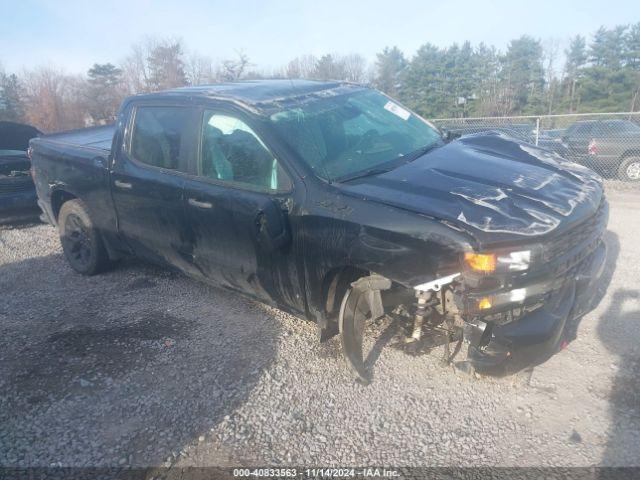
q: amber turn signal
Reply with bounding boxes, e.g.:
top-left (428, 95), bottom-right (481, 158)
top-left (478, 297), bottom-right (493, 310)
top-left (464, 252), bottom-right (497, 273)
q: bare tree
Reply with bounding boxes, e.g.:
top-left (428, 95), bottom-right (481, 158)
top-left (286, 54), bottom-right (318, 78)
top-left (21, 67), bottom-right (87, 132)
top-left (121, 38), bottom-right (187, 93)
top-left (121, 41), bottom-right (152, 94)
top-left (341, 53), bottom-right (367, 83)
top-left (543, 38), bottom-right (561, 114)
top-left (313, 54), bottom-right (347, 80)
top-left (218, 50), bottom-right (252, 81)
top-left (185, 53), bottom-right (216, 85)
top-left (285, 53), bottom-right (367, 82)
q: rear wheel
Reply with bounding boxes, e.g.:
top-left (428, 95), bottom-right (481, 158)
top-left (58, 199), bottom-right (110, 275)
top-left (617, 156), bottom-right (640, 181)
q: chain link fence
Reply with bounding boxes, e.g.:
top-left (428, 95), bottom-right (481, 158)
top-left (429, 112), bottom-right (640, 184)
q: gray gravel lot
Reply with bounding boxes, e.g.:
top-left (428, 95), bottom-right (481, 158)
top-left (1, 189), bottom-right (639, 469)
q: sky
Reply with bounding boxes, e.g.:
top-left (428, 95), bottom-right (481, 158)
top-left (0, 0), bottom-right (638, 74)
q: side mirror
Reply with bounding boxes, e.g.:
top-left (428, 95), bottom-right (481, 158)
top-left (441, 129), bottom-right (460, 142)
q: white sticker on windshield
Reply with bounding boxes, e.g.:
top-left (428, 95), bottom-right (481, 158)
top-left (384, 101), bottom-right (411, 120)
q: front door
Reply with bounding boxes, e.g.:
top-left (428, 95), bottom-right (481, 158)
top-left (182, 110), bottom-right (303, 308)
top-left (111, 104), bottom-right (199, 268)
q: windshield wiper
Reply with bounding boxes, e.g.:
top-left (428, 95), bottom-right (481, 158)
top-left (400, 141), bottom-right (442, 163)
top-left (334, 142), bottom-right (443, 184)
top-left (335, 167), bottom-right (394, 183)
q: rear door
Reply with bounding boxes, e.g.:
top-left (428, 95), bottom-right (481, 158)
top-left (181, 108), bottom-right (303, 308)
top-left (111, 103), bottom-right (199, 268)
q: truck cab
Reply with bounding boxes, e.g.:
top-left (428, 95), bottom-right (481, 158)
top-left (30, 80), bottom-right (609, 382)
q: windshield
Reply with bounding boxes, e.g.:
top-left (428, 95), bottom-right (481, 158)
top-left (608, 120), bottom-right (640, 132)
top-left (269, 89), bottom-right (442, 182)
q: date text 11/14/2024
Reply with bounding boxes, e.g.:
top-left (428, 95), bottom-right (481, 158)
top-left (233, 467), bottom-right (400, 478)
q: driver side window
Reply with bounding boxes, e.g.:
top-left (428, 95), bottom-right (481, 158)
top-left (199, 111), bottom-right (291, 192)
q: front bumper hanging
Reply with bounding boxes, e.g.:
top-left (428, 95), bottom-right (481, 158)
top-left (464, 240), bottom-right (607, 373)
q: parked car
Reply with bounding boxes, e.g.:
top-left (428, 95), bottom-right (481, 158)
top-left (444, 124), bottom-right (532, 143)
top-left (560, 119), bottom-right (640, 181)
top-left (540, 128), bottom-right (566, 141)
top-left (444, 123), bottom-right (570, 157)
top-left (30, 80), bottom-right (608, 382)
top-left (536, 128), bottom-right (567, 152)
top-left (0, 121), bottom-right (41, 221)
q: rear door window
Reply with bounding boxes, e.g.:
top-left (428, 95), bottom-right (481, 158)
top-left (130, 106), bottom-right (194, 172)
top-left (571, 123), bottom-right (594, 138)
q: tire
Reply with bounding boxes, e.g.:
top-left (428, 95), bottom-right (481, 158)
top-left (617, 156), bottom-right (640, 181)
top-left (338, 274), bottom-right (392, 384)
top-left (58, 199), bottom-right (110, 275)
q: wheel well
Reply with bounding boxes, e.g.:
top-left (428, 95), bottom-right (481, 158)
top-left (51, 190), bottom-right (77, 222)
top-left (321, 266), bottom-right (369, 320)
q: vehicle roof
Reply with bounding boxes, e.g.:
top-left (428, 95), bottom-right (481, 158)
top-left (131, 79), bottom-right (347, 107)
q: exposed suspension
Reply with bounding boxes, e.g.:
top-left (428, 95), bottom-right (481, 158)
top-left (407, 290), bottom-right (437, 342)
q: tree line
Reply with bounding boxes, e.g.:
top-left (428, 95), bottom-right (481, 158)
top-left (1, 23), bottom-right (639, 133)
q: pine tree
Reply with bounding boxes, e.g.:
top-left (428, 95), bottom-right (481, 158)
top-left (499, 35), bottom-right (545, 114)
top-left (374, 47), bottom-right (407, 98)
top-left (626, 23), bottom-right (640, 69)
top-left (0, 72), bottom-right (25, 122)
top-left (472, 43), bottom-right (500, 116)
top-left (590, 26), bottom-right (627, 69)
top-left (400, 43), bottom-right (448, 117)
top-left (86, 63), bottom-right (123, 124)
top-left (562, 35), bottom-right (588, 112)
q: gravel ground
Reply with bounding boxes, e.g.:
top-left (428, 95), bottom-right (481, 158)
top-left (1, 189), bottom-right (639, 469)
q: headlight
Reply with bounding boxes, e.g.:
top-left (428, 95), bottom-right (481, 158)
top-left (463, 249), bottom-right (531, 273)
top-left (497, 250), bottom-right (531, 271)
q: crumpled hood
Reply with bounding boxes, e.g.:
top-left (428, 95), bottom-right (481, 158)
top-left (338, 133), bottom-right (603, 247)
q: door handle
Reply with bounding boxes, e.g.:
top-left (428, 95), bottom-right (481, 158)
top-left (188, 198), bottom-right (213, 209)
top-left (114, 180), bottom-right (132, 190)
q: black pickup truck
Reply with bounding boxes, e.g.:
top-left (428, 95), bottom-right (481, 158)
top-left (30, 80), bottom-right (608, 382)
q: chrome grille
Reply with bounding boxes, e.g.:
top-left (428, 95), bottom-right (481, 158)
top-left (543, 196), bottom-right (608, 271)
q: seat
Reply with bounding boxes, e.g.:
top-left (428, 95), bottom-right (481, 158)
top-left (222, 130), bottom-right (274, 189)
top-left (202, 125), bottom-right (234, 181)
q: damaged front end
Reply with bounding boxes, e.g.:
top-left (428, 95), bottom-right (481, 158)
top-left (338, 197), bottom-right (609, 382)
top-left (458, 197), bottom-right (609, 374)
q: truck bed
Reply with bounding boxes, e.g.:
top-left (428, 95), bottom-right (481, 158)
top-left (39, 124), bottom-right (115, 153)
top-left (30, 124), bottom-right (116, 231)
